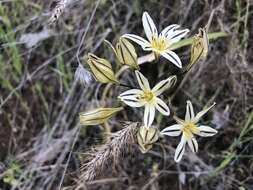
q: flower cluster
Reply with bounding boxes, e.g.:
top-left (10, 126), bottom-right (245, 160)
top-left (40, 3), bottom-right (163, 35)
top-left (79, 11), bottom-right (217, 163)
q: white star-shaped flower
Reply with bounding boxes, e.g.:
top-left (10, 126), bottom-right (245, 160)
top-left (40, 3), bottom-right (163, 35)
top-left (123, 12), bottom-right (190, 68)
top-left (118, 71), bottom-right (176, 127)
top-left (161, 100), bottom-right (218, 162)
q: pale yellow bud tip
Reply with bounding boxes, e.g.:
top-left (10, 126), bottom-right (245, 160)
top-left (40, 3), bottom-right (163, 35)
top-left (189, 27), bottom-right (209, 67)
top-left (115, 37), bottom-right (139, 70)
top-left (137, 126), bottom-right (159, 153)
top-left (79, 107), bottom-right (123, 126)
top-left (86, 53), bottom-right (119, 84)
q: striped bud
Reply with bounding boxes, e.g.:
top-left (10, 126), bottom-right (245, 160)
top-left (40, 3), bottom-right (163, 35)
top-left (115, 37), bottom-right (139, 70)
top-left (137, 126), bottom-right (159, 153)
top-left (86, 53), bottom-right (118, 84)
top-left (79, 107), bottom-right (123, 126)
top-left (190, 27), bottom-right (209, 66)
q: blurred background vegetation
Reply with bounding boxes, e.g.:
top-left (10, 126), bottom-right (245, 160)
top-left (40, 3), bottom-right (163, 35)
top-left (0, 0), bottom-right (252, 189)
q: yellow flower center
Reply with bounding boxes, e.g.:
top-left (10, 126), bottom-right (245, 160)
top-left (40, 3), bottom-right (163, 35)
top-left (182, 122), bottom-right (200, 140)
top-left (150, 36), bottom-right (169, 52)
top-left (142, 91), bottom-right (154, 102)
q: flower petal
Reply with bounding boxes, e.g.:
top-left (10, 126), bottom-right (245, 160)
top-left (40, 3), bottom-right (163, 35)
top-left (119, 98), bottom-right (144, 108)
top-left (144, 104), bottom-right (155, 127)
top-left (167, 29), bottom-right (190, 44)
top-left (135, 70), bottom-right (150, 91)
top-left (154, 97), bottom-right (170, 116)
top-left (142, 12), bottom-right (158, 41)
top-left (193, 102), bottom-right (216, 123)
top-left (198, 125), bottom-right (218, 137)
top-left (119, 90), bottom-right (144, 108)
top-left (119, 89), bottom-right (143, 97)
top-left (152, 75), bottom-right (177, 96)
top-left (185, 100), bottom-right (195, 122)
top-left (122, 34), bottom-right (151, 50)
top-left (174, 134), bottom-right (186, 162)
top-left (160, 124), bottom-right (182, 136)
top-left (161, 50), bottom-right (182, 68)
top-left (159, 24), bottom-right (180, 38)
top-left (187, 137), bottom-right (198, 153)
top-left (118, 97), bottom-right (141, 106)
top-left (119, 100), bottom-right (144, 107)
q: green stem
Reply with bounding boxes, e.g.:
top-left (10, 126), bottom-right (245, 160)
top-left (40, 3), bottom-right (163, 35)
top-left (170, 32), bottom-right (228, 50)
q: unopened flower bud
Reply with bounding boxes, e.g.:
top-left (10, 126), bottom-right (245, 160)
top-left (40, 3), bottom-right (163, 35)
top-left (190, 27), bottom-right (209, 66)
top-left (137, 126), bottom-right (159, 153)
top-left (79, 107), bottom-right (123, 126)
top-left (86, 53), bottom-right (118, 84)
top-left (115, 37), bottom-right (139, 70)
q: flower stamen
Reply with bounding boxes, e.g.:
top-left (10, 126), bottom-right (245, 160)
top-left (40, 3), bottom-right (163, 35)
top-left (143, 91), bottom-right (154, 101)
top-left (150, 36), bottom-right (169, 52)
top-left (138, 91), bottom-right (154, 103)
top-left (181, 122), bottom-right (200, 140)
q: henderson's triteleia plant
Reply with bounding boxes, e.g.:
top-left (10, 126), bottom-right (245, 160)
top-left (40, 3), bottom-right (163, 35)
top-left (76, 11), bottom-right (225, 181)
